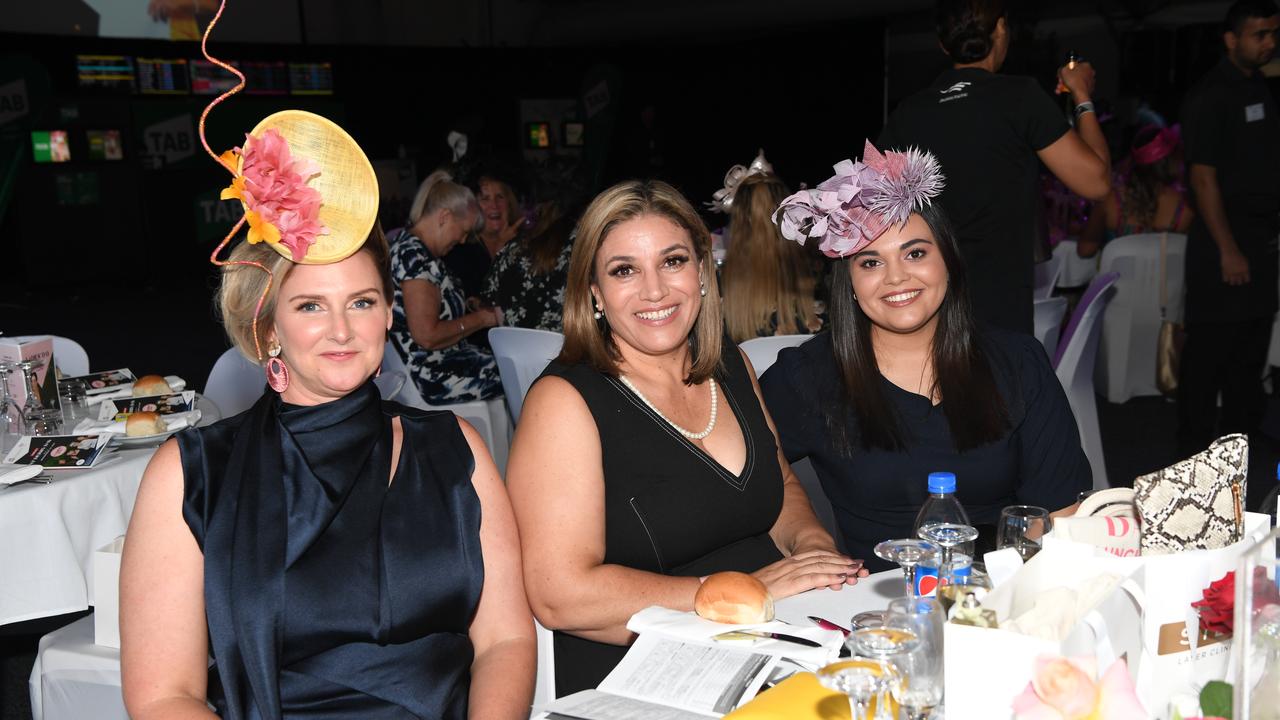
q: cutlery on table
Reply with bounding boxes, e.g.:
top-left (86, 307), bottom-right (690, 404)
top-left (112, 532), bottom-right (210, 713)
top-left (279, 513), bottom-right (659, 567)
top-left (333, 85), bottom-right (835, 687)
top-left (713, 630), bottom-right (823, 648)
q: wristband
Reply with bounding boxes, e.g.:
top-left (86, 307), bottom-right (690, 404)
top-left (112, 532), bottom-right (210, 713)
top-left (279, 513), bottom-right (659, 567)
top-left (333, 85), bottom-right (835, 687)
top-left (1073, 100), bottom-right (1096, 120)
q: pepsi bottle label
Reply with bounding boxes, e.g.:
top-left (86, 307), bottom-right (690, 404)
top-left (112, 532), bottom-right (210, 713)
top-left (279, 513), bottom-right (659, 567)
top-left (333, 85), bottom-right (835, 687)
top-left (915, 555), bottom-right (971, 596)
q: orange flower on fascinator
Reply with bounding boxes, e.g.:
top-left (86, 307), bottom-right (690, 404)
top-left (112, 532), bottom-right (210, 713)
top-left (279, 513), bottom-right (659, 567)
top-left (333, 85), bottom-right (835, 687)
top-left (219, 128), bottom-right (328, 261)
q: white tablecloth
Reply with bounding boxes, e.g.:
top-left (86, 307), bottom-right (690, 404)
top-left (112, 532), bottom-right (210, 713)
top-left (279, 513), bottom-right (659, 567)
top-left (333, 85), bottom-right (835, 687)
top-left (0, 447), bottom-right (154, 626)
top-left (773, 570), bottom-right (903, 628)
top-left (28, 613), bottom-right (127, 720)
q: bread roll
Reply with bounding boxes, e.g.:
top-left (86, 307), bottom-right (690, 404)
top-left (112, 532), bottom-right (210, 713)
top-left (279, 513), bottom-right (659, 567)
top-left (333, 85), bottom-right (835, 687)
top-left (125, 411), bottom-right (166, 437)
top-left (694, 571), bottom-right (774, 624)
top-left (132, 375), bottom-right (171, 397)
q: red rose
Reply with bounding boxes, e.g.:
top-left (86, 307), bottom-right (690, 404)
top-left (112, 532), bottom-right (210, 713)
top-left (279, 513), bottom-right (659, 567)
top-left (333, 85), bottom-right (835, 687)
top-left (1191, 568), bottom-right (1280, 636)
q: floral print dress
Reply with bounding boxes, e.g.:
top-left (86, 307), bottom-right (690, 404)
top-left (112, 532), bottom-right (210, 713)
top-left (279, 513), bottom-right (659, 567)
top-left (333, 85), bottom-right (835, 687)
top-left (389, 229), bottom-right (502, 404)
top-left (480, 237), bottom-right (574, 331)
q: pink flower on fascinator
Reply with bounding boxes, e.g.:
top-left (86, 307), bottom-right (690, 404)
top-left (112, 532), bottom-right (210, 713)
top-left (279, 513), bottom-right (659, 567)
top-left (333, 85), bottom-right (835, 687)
top-left (220, 128), bottom-right (327, 261)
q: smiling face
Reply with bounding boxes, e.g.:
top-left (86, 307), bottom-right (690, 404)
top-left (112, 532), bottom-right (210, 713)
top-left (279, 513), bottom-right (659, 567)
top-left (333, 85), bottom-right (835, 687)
top-left (477, 179), bottom-right (513, 235)
top-left (270, 250), bottom-right (392, 405)
top-left (591, 213), bottom-right (702, 361)
top-left (848, 213), bottom-right (948, 339)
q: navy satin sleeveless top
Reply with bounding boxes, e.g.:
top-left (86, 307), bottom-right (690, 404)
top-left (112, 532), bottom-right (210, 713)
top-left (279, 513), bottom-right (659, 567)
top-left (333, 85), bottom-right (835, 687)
top-left (176, 381), bottom-right (482, 719)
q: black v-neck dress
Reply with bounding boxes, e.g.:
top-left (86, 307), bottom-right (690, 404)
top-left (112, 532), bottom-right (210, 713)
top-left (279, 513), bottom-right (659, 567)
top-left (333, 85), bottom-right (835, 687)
top-left (541, 345), bottom-right (785, 695)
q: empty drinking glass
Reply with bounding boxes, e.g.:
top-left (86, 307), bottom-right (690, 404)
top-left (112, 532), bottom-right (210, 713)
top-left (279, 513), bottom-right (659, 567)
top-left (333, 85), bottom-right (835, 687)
top-left (884, 597), bottom-right (945, 719)
top-left (0, 362), bottom-right (25, 454)
top-left (875, 538), bottom-right (940, 598)
top-left (816, 658), bottom-right (898, 720)
top-left (997, 505), bottom-right (1052, 560)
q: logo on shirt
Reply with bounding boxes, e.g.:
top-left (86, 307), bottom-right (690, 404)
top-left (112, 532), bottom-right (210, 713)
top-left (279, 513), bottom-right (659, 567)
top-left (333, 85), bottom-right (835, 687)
top-left (938, 81), bottom-right (971, 103)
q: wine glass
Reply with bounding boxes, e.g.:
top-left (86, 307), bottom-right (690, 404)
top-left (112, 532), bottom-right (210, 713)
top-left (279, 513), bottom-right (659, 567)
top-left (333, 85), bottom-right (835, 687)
top-left (917, 522), bottom-right (979, 567)
top-left (816, 658), bottom-right (897, 720)
top-left (848, 625), bottom-right (919, 719)
top-left (884, 597), bottom-right (945, 719)
top-left (997, 505), bottom-right (1051, 560)
top-left (0, 362), bottom-right (25, 454)
top-left (937, 561), bottom-right (993, 616)
top-left (875, 538), bottom-right (939, 597)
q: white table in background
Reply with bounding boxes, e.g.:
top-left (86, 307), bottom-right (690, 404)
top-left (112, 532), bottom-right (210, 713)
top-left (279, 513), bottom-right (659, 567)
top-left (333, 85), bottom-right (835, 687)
top-left (773, 570), bottom-right (903, 628)
top-left (0, 447), bottom-right (155, 626)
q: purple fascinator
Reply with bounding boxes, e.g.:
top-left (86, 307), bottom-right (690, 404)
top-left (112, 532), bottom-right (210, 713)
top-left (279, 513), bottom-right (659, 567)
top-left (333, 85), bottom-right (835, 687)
top-left (772, 140), bottom-right (945, 258)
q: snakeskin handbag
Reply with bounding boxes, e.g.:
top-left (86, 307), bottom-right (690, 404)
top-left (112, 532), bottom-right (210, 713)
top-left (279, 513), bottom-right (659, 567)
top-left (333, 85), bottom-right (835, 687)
top-left (1133, 434), bottom-right (1248, 555)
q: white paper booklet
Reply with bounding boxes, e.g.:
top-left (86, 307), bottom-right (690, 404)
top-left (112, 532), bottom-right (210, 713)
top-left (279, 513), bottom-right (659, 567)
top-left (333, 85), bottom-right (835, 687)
top-left (539, 633), bottom-right (776, 719)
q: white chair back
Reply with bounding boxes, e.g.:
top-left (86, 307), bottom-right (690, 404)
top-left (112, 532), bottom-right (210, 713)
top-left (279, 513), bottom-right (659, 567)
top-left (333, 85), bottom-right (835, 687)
top-left (1054, 272), bottom-right (1120, 491)
top-left (531, 619), bottom-right (557, 712)
top-left (488, 328), bottom-right (565, 423)
top-left (1032, 255), bottom-right (1064, 300)
top-left (380, 340), bottom-right (511, 473)
top-left (1051, 239), bottom-right (1100, 288)
top-left (11, 335), bottom-right (90, 377)
top-left (1032, 297), bottom-right (1068, 361)
top-left (739, 334), bottom-right (813, 377)
top-left (203, 348), bottom-right (265, 419)
top-left (1094, 233), bottom-right (1187, 403)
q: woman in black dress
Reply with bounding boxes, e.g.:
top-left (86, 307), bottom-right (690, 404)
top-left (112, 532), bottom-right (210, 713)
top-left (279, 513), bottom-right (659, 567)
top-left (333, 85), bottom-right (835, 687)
top-left (506, 180), bottom-right (867, 696)
top-left (761, 143), bottom-right (1091, 570)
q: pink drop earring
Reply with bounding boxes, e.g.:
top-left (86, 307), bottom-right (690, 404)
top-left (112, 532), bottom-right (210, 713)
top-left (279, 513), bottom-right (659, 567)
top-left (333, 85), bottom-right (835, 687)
top-left (266, 342), bottom-right (290, 393)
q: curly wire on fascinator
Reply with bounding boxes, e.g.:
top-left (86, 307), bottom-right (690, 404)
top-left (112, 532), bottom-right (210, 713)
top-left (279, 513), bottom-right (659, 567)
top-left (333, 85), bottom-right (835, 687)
top-left (706, 149), bottom-right (774, 213)
top-left (772, 140), bottom-right (945, 258)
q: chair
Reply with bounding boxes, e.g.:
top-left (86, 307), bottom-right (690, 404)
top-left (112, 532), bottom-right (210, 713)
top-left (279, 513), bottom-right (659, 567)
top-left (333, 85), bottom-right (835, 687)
top-left (1053, 272), bottom-right (1120, 492)
top-left (1032, 255), bottom-right (1065, 301)
top-left (488, 327), bottom-right (565, 424)
top-left (1051, 239), bottom-right (1100, 289)
top-left (11, 335), bottom-right (90, 377)
top-left (203, 348), bottom-right (265, 419)
top-left (380, 341), bottom-right (510, 473)
top-left (1032, 297), bottom-right (1069, 361)
top-left (1094, 233), bottom-right (1187, 403)
top-left (531, 619), bottom-right (557, 714)
top-left (29, 614), bottom-right (127, 720)
top-left (738, 334), bottom-right (813, 377)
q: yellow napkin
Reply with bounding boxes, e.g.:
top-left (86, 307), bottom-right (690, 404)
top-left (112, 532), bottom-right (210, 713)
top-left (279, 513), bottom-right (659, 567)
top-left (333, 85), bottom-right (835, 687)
top-left (724, 672), bottom-right (849, 719)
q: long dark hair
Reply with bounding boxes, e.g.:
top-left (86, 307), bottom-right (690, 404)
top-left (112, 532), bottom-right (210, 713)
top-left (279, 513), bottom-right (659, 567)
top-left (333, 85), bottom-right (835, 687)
top-left (826, 202), bottom-right (1009, 455)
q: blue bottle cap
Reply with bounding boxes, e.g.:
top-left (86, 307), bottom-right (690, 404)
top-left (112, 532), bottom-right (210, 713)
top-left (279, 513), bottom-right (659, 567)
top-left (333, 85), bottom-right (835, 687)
top-left (927, 472), bottom-right (956, 494)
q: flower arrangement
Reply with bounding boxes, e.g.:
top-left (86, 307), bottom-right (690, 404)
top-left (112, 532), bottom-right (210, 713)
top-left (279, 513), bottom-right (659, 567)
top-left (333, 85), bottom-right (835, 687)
top-left (219, 128), bottom-right (327, 261)
top-left (1011, 656), bottom-right (1145, 719)
top-left (1192, 568), bottom-right (1280, 636)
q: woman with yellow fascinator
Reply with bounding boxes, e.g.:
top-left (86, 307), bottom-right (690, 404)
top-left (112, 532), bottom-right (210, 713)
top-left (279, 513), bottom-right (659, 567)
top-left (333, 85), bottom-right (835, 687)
top-left (117, 3), bottom-right (536, 718)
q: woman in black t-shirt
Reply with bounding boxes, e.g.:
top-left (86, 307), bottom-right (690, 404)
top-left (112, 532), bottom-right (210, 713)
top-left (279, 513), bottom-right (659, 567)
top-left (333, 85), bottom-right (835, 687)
top-left (763, 143), bottom-right (1091, 569)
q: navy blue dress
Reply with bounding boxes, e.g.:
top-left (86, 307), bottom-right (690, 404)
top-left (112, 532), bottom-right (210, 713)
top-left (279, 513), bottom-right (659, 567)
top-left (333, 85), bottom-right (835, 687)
top-left (176, 381), bottom-right (482, 719)
top-left (761, 330), bottom-right (1091, 572)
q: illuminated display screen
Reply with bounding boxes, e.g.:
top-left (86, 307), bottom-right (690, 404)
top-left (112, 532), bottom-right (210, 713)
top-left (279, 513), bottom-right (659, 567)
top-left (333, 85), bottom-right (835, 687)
top-left (288, 62), bottom-right (334, 95)
top-left (87, 130), bottom-right (124, 161)
top-left (189, 59), bottom-right (241, 95)
top-left (241, 61), bottom-right (289, 95)
top-left (525, 122), bottom-right (551, 149)
top-left (136, 57), bottom-right (190, 94)
top-left (32, 131), bottom-right (71, 163)
top-left (76, 55), bottom-right (135, 91)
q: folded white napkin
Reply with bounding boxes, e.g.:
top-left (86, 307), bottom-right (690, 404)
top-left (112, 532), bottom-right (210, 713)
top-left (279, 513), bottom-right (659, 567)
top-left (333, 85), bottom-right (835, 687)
top-left (626, 606), bottom-right (843, 669)
top-left (1000, 573), bottom-right (1122, 641)
top-left (86, 376), bottom-right (187, 405)
top-left (73, 410), bottom-right (201, 436)
top-left (0, 465), bottom-right (42, 485)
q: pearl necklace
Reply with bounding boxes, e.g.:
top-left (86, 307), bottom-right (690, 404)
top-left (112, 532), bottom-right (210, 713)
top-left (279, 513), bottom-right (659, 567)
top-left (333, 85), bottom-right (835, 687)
top-left (618, 375), bottom-right (718, 440)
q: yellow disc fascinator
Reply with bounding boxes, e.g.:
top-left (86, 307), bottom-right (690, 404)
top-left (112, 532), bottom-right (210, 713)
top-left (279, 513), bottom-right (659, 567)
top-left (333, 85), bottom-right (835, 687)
top-left (197, 0), bottom-right (379, 358)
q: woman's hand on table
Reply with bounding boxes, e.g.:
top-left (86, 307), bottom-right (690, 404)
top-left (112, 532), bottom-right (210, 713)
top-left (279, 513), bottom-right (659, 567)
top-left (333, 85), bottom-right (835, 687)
top-left (752, 549), bottom-right (868, 598)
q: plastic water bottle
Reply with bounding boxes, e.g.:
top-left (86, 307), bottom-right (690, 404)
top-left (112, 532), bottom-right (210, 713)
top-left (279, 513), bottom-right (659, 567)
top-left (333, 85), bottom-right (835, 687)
top-left (913, 471), bottom-right (974, 596)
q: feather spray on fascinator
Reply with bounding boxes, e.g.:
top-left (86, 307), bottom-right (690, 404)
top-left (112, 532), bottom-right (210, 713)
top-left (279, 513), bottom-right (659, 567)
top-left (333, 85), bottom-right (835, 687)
top-left (198, 0), bottom-right (378, 359)
top-left (773, 141), bottom-right (944, 258)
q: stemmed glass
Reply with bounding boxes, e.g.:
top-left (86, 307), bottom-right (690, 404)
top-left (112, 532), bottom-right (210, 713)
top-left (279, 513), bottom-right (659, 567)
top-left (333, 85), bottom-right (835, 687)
top-left (18, 360), bottom-right (59, 436)
top-left (0, 362), bottom-right (25, 454)
top-left (917, 522), bottom-right (979, 568)
top-left (875, 538), bottom-right (940, 598)
top-left (884, 597), bottom-right (946, 719)
top-left (847, 625), bottom-right (920, 719)
top-left (997, 505), bottom-right (1052, 560)
top-left (816, 657), bottom-right (898, 720)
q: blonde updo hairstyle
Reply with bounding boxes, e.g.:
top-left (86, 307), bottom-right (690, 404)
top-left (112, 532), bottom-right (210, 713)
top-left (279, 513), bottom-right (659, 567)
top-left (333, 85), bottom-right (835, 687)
top-left (218, 225), bottom-right (392, 363)
top-left (560, 179), bottom-right (723, 385)
top-left (409, 169), bottom-right (479, 227)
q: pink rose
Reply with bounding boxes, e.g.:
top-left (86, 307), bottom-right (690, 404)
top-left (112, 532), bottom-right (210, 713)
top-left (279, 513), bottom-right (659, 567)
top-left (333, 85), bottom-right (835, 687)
top-left (1012, 656), bottom-right (1145, 720)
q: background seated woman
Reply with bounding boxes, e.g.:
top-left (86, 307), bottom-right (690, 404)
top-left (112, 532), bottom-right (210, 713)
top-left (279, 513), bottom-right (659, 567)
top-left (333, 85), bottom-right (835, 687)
top-left (506, 180), bottom-right (866, 696)
top-left (1077, 124), bottom-right (1194, 258)
top-left (720, 173), bottom-right (824, 343)
top-left (763, 143), bottom-right (1091, 571)
top-left (390, 170), bottom-right (503, 404)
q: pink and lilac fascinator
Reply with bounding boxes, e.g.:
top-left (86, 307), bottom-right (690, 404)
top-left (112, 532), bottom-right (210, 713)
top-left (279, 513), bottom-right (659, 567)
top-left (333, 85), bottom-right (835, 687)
top-left (1131, 125), bottom-right (1180, 166)
top-left (706, 148), bottom-right (774, 213)
top-left (772, 141), bottom-right (944, 258)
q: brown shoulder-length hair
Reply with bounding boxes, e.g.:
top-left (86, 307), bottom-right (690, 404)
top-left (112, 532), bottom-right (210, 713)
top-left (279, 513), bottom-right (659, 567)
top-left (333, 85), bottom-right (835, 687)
top-left (559, 179), bottom-right (723, 385)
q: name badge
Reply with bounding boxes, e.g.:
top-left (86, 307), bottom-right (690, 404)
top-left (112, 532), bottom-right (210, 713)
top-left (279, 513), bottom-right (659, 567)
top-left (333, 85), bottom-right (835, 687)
top-left (1246, 103), bottom-right (1265, 122)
